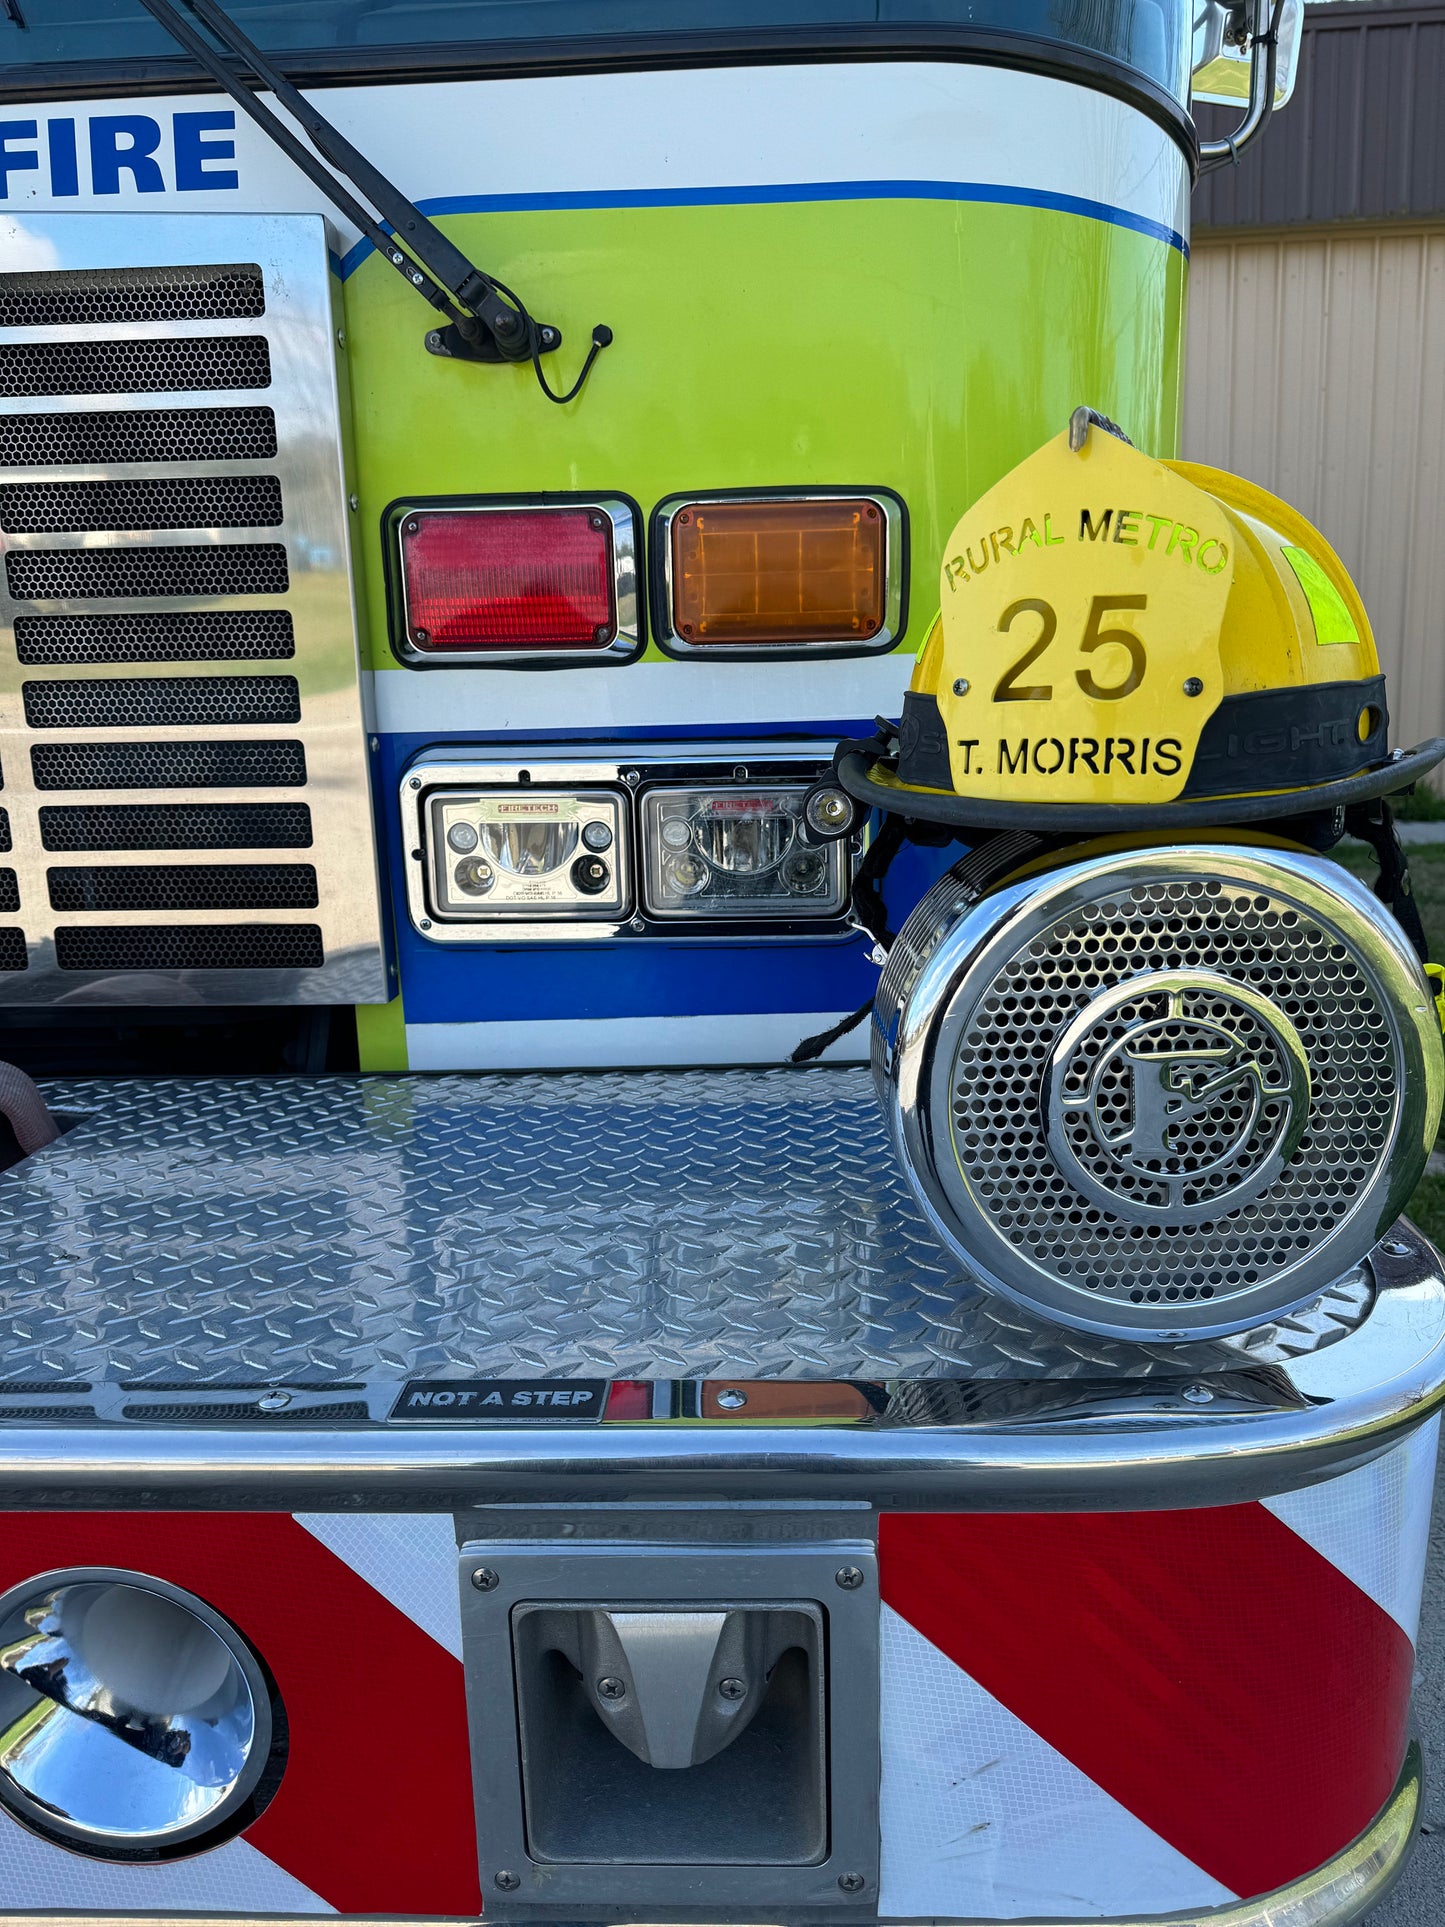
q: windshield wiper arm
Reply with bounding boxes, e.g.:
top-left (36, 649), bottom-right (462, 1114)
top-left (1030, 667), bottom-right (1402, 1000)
top-left (134, 0), bottom-right (611, 399)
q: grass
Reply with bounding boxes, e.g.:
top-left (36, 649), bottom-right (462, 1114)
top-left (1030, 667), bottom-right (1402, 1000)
top-left (1392, 779), bottom-right (1445, 821)
top-left (1333, 839), bottom-right (1445, 1237)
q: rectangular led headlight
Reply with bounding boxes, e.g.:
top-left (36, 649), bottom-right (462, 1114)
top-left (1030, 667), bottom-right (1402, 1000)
top-left (641, 786), bottom-right (847, 919)
top-left (426, 789), bottom-right (629, 922)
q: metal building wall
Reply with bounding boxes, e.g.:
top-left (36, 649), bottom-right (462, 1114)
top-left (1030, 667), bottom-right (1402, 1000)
top-left (1182, 228), bottom-right (1445, 747)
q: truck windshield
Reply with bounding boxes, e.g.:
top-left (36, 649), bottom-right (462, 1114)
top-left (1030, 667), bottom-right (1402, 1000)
top-left (5, 2), bottom-right (1193, 104)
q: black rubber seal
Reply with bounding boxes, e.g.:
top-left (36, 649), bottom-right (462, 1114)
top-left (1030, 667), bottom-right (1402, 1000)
top-left (1183, 677), bottom-right (1389, 798)
top-left (837, 737), bottom-right (1445, 835)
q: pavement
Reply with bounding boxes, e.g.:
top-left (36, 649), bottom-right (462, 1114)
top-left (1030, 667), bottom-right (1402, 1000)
top-left (1363, 1462), bottom-right (1445, 1923)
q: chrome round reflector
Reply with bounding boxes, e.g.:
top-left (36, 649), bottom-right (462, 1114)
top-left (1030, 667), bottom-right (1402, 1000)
top-left (0, 1568), bottom-right (274, 1856)
top-left (873, 844), bottom-right (1444, 1341)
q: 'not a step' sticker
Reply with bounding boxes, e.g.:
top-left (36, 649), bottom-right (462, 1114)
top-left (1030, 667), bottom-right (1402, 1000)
top-left (390, 1379), bottom-right (606, 1420)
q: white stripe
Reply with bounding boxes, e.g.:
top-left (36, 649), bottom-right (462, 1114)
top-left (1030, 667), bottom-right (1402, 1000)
top-left (1263, 1415), bottom-right (1440, 1644)
top-left (0, 1805), bottom-right (332, 1913)
top-left (878, 1606), bottom-right (1233, 1921)
top-left (293, 1512), bottom-right (463, 1659)
top-left (405, 1011), bottom-right (866, 1071)
top-left (2, 66), bottom-right (1187, 245)
top-left (374, 656), bottom-right (913, 736)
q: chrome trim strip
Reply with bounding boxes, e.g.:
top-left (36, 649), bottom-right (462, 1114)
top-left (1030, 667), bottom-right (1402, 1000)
top-left (0, 1741), bottom-right (1416, 1926)
top-left (652, 487), bottom-right (907, 660)
top-left (388, 495), bottom-right (642, 666)
top-left (0, 1229), bottom-right (1435, 1509)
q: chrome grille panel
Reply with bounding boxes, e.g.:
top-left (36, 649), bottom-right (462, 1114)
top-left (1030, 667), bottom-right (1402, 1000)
top-left (16, 610), bottom-right (294, 664)
top-left (0, 406), bottom-right (278, 467)
top-left (0, 335), bottom-right (270, 397)
top-left (0, 474), bottom-right (283, 532)
top-left (0, 211), bottom-right (385, 1003)
top-left (0, 263), bottom-right (264, 327)
top-left (876, 844), bottom-right (1443, 1341)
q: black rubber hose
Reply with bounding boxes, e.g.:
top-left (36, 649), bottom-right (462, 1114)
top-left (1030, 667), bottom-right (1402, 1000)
top-left (0, 1061), bottom-right (61, 1156)
top-left (835, 738), bottom-right (1445, 837)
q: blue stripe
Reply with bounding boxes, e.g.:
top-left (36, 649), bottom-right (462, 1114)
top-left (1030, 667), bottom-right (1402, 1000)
top-left (337, 178), bottom-right (1186, 279)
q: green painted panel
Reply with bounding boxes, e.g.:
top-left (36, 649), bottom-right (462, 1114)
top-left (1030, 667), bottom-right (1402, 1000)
top-left (340, 197), bottom-right (1187, 676)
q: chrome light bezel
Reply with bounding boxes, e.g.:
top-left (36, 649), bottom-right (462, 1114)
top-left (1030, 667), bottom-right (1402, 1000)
top-left (400, 743), bottom-right (863, 945)
top-left (650, 488), bottom-right (907, 661)
top-left (387, 494), bottom-right (643, 668)
top-left (0, 1565), bottom-right (276, 1858)
top-left (874, 843), bottom-right (1443, 1343)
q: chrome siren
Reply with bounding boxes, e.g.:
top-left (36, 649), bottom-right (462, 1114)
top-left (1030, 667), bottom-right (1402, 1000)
top-left (872, 844), bottom-right (1444, 1342)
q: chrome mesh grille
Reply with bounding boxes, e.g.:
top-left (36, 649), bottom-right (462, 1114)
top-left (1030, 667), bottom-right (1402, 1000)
top-left (31, 740), bottom-right (306, 791)
top-left (0, 336), bottom-right (271, 398)
top-left (0, 406), bottom-right (277, 467)
top-left (0, 475), bottom-right (283, 533)
top-left (15, 611), bottom-right (295, 665)
top-left (948, 876), bottom-right (1394, 1304)
top-left (24, 676), bottom-right (301, 730)
top-left (6, 543), bottom-right (289, 602)
top-left (0, 213), bottom-right (385, 1002)
top-left (54, 924), bottom-right (324, 972)
top-left (38, 802), bottom-right (312, 851)
top-left (0, 264), bottom-right (264, 327)
top-left (48, 864), bottom-right (319, 912)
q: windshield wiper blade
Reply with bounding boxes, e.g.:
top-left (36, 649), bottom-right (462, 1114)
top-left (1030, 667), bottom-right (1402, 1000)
top-left (133, 0), bottom-right (611, 398)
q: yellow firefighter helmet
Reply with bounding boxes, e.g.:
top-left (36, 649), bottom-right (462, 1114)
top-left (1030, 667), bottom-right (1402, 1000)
top-left (838, 411), bottom-right (1444, 833)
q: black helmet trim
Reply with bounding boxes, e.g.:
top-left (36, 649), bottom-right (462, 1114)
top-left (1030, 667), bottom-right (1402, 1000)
top-left (1182, 677), bottom-right (1388, 798)
top-left (896, 677), bottom-right (1389, 803)
top-left (838, 733), bottom-right (1445, 836)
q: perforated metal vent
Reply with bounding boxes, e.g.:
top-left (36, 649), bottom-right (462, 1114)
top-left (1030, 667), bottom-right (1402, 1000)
top-left (875, 845), bottom-right (1440, 1342)
top-left (25, 677), bottom-right (301, 731)
top-left (0, 212), bottom-right (384, 1004)
top-left (0, 263), bottom-right (264, 327)
top-left (15, 611), bottom-right (295, 665)
top-left (0, 872), bottom-right (17, 915)
top-left (0, 407), bottom-right (277, 468)
top-left (48, 865), bottom-right (319, 912)
top-left (0, 336), bottom-right (271, 398)
top-left (0, 812), bottom-right (10, 855)
top-left (0, 931), bottom-right (25, 973)
top-left (6, 543), bottom-right (289, 602)
top-left (54, 924), bottom-right (324, 972)
top-left (32, 741), bottom-right (306, 792)
top-left (0, 476), bottom-right (283, 534)
top-left (39, 802), bottom-right (313, 852)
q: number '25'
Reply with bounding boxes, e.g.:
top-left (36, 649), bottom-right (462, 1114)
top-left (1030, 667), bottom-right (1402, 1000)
top-left (992, 595), bottom-right (1147, 702)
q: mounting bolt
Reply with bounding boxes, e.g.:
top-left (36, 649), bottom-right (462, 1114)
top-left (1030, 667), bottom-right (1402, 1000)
top-left (1182, 1383), bottom-right (1214, 1405)
top-left (413, 628), bottom-right (430, 644)
top-left (622, 769), bottom-right (640, 787)
top-left (369, 736), bottom-right (379, 752)
top-left (628, 916), bottom-right (646, 934)
top-left (1382, 1236), bottom-right (1413, 1257)
top-left (348, 492), bottom-right (359, 512)
top-left (1183, 676), bottom-right (1205, 697)
top-left (257, 1390), bottom-right (292, 1412)
top-left (597, 1676), bottom-right (627, 1701)
top-left (405, 519), bottom-right (420, 535)
top-left (494, 1870), bottom-right (520, 1892)
top-left (470, 1567), bottom-right (499, 1592)
top-left (838, 1873), bottom-right (866, 1893)
top-left (715, 1387), bottom-right (748, 1410)
top-left (835, 1566), bottom-right (866, 1591)
top-left (952, 677), bottom-right (970, 696)
top-left (594, 624), bottom-right (611, 642)
top-left (410, 271), bottom-right (425, 286)
top-left (336, 328), bottom-right (346, 347)
top-left (409, 777), bottom-right (422, 790)
top-left (390, 249), bottom-right (405, 265)
top-left (419, 918), bottom-right (432, 931)
top-left (733, 765), bottom-right (749, 781)
top-left (718, 1677), bottom-right (747, 1700)
top-left (427, 330), bottom-right (442, 350)
top-left (410, 848), bottom-right (423, 861)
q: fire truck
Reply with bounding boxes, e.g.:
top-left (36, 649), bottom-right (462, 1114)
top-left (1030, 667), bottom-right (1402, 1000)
top-left (0, 2), bottom-right (1437, 1922)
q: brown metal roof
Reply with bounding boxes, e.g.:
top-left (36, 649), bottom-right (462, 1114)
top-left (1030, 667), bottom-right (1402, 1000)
top-left (1194, 2), bottom-right (1445, 231)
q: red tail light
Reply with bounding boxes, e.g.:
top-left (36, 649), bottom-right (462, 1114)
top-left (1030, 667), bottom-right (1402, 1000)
top-left (397, 505), bottom-right (624, 658)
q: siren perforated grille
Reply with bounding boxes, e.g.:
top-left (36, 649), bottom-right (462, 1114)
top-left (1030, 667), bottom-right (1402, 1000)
top-left (0, 214), bottom-right (386, 1001)
top-left (875, 847), bottom-right (1434, 1342)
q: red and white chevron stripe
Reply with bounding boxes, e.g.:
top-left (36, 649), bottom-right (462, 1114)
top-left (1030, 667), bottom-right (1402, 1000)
top-left (877, 1415), bottom-right (1439, 1919)
top-left (0, 1418), bottom-right (1433, 1918)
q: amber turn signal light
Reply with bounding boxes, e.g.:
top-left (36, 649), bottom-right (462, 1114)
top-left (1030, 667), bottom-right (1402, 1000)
top-left (668, 497), bottom-right (887, 647)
